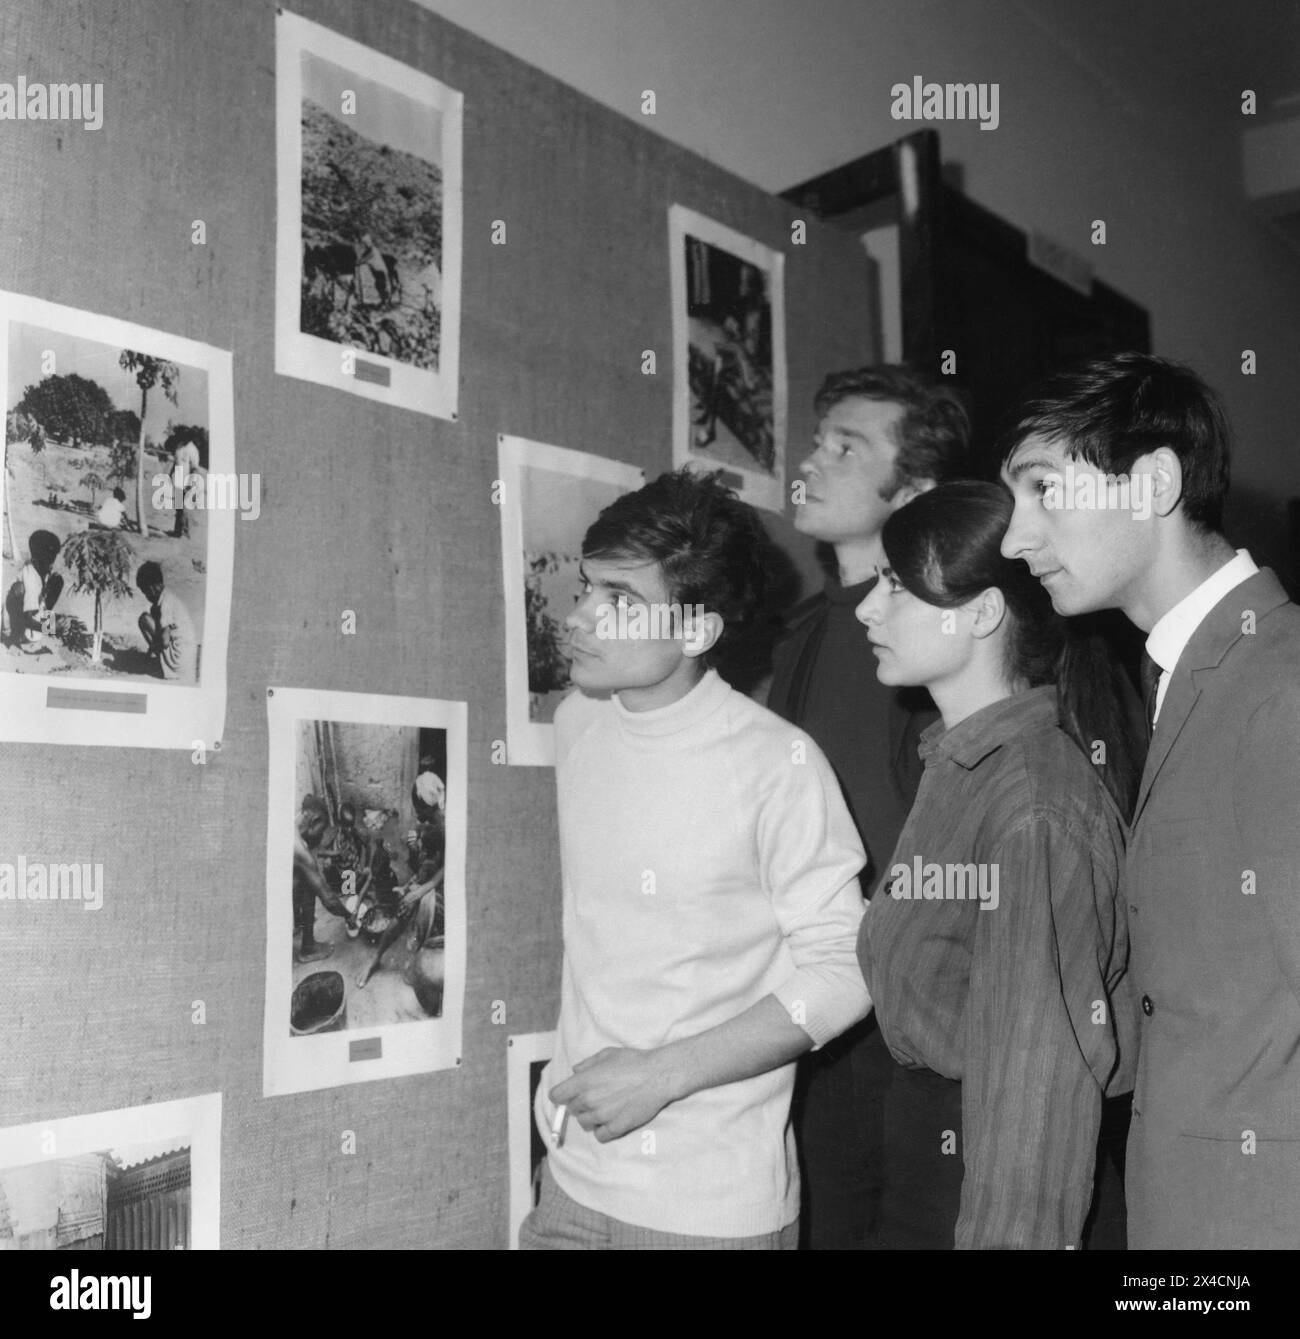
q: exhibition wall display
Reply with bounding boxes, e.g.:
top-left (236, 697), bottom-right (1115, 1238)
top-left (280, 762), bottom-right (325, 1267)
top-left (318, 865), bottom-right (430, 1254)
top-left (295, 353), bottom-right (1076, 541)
top-left (0, 0), bottom-right (875, 1248)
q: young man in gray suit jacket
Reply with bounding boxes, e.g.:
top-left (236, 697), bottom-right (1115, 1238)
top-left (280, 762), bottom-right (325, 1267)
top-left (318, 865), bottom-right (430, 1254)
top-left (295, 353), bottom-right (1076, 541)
top-left (999, 352), bottom-right (1300, 1249)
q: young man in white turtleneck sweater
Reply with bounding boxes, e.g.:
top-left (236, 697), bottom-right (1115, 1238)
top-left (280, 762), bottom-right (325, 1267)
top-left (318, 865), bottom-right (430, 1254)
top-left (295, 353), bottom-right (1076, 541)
top-left (519, 469), bottom-right (871, 1250)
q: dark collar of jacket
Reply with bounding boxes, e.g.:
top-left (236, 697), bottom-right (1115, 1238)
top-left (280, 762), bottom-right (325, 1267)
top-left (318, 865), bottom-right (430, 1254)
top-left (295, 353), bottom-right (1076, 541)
top-left (767, 590), bottom-right (829, 720)
top-left (767, 577), bottom-right (876, 721)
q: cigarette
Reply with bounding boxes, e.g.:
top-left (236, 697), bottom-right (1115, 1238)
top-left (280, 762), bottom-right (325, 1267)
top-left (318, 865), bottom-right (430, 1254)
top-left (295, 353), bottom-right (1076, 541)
top-left (550, 1103), bottom-right (569, 1148)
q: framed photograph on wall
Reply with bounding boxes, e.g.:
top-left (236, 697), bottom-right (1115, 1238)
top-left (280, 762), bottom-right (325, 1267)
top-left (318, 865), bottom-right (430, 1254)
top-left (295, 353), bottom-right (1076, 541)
top-left (0, 1091), bottom-right (222, 1251)
top-left (263, 687), bottom-right (468, 1096)
top-left (275, 10), bottom-right (463, 420)
top-left (0, 289), bottom-right (235, 750)
top-left (506, 1030), bottom-right (555, 1249)
top-left (669, 205), bottom-right (787, 513)
top-left (497, 434), bottom-right (643, 766)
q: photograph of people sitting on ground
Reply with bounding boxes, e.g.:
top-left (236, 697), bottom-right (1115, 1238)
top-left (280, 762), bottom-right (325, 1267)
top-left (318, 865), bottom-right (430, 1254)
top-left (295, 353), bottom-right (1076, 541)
top-left (1, 321), bottom-right (208, 684)
top-left (298, 49), bottom-right (445, 368)
top-left (290, 717), bottom-right (447, 1036)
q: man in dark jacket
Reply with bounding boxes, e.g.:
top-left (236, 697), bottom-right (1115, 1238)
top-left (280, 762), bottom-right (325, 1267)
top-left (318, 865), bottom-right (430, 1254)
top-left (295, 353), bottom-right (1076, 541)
top-left (769, 365), bottom-right (970, 1249)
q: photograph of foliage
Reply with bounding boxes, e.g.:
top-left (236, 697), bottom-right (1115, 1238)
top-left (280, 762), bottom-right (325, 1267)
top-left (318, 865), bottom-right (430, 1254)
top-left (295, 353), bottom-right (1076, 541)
top-left (669, 206), bottom-right (786, 513)
top-left (524, 552), bottom-right (572, 701)
top-left (685, 239), bottom-right (775, 472)
top-left (497, 434), bottom-right (643, 765)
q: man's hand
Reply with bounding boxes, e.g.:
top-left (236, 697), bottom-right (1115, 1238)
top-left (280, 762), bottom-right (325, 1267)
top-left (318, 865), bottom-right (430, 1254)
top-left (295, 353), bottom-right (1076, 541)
top-left (550, 1047), bottom-right (680, 1143)
top-left (547, 996), bottom-right (826, 1146)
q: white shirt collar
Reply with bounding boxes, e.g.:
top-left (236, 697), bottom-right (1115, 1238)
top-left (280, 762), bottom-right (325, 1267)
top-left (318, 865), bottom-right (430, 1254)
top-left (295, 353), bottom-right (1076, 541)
top-left (1146, 549), bottom-right (1257, 718)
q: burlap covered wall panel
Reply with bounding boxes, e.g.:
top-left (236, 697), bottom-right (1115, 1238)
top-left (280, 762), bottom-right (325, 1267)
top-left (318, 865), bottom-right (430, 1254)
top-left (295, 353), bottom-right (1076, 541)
top-left (0, 0), bottom-right (875, 1247)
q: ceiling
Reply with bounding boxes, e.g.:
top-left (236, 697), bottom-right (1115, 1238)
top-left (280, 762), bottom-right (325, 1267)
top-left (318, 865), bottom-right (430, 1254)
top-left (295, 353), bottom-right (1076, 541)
top-left (1020, 0), bottom-right (1300, 121)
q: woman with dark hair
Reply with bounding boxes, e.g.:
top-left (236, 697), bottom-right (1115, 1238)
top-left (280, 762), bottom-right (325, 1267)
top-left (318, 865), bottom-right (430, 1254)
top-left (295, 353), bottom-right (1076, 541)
top-left (854, 480), bottom-right (1140, 1249)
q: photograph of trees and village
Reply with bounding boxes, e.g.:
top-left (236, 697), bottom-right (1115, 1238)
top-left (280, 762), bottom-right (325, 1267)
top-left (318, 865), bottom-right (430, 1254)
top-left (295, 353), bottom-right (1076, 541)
top-left (2, 321), bottom-right (208, 685)
top-left (298, 51), bottom-right (445, 369)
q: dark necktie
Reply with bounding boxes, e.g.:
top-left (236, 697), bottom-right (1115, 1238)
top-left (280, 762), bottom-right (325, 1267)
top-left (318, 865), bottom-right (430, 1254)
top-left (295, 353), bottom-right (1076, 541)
top-left (1139, 650), bottom-right (1161, 741)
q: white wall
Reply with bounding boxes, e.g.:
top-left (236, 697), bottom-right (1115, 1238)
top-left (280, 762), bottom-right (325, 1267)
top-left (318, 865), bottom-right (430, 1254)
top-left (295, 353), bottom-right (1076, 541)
top-left (417, 0), bottom-right (1300, 502)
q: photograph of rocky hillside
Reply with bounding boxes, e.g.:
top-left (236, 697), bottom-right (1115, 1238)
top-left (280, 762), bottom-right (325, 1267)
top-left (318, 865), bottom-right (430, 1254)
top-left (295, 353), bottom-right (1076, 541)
top-left (299, 96), bottom-right (444, 370)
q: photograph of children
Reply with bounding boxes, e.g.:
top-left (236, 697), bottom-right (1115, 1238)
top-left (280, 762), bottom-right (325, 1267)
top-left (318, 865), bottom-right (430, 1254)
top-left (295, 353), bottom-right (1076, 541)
top-left (0, 1092), bottom-right (221, 1252)
top-left (669, 204), bottom-right (787, 513)
top-left (506, 1031), bottom-right (555, 1250)
top-left (497, 434), bottom-right (643, 766)
top-left (0, 290), bottom-right (234, 750)
top-left (264, 687), bottom-right (467, 1096)
top-left (275, 11), bottom-right (463, 420)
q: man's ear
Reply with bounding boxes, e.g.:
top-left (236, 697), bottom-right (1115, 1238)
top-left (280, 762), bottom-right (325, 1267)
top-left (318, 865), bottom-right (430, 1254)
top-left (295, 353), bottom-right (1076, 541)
top-left (1148, 446), bottom-right (1183, 518)
top-left (891, 475), bottom-right (937, 509)
top-left (682, 608), bottom-right (724, 659)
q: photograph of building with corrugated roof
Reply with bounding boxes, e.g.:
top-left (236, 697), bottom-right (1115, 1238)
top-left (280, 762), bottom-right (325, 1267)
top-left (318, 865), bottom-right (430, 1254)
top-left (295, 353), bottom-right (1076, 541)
top-left (0, 1141), bottom-right (191, 1251)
